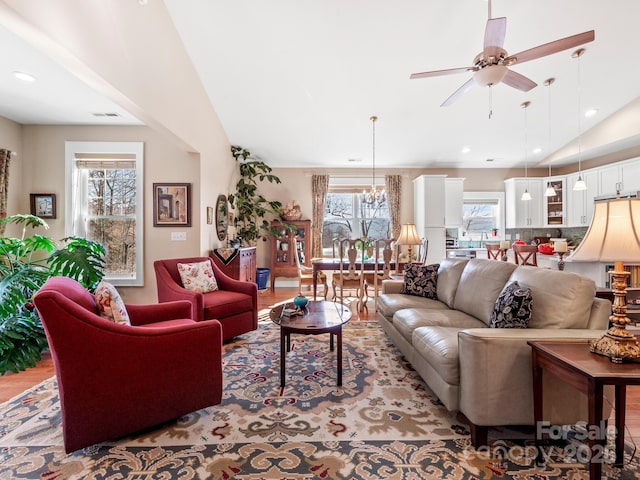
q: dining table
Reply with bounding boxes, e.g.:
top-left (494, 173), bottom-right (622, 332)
top-left (311, 257), bottom-right (399, 301)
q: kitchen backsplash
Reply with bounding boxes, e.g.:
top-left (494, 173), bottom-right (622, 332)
top-left (504, 227), bottom-right (588, 247)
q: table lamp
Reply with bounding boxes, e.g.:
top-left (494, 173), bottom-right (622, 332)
top-left (570, 195), bottom-right (640, 363)
top-left (396, 224), bottom-right (422, 265)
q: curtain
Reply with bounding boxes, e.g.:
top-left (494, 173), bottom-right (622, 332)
top-left (385, 174), bottom-right (401, 239)
top-left (311, 174), bottom-right (329, 258)
top-left (0, 149), bottom-right (11, 236)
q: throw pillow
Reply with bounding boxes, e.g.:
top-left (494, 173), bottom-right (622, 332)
top-left (490, 281), bottom-right (533, 328)
top-left (401, 263), bottom-right (439, 299)
top-left (177, 261), bottom-right (219, 293)
top-left (94, 280), bottom-right (131, 325)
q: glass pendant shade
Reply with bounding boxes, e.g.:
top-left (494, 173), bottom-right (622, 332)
top-left (574, 175), bottom-right (587, 191)
top-left (544, 183), bottom-right (556, 197)
top-left (521, 189), bottom-right (532, 201)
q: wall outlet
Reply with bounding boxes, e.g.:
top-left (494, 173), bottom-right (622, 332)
top-left (171, 231), bottom-right (187, 241)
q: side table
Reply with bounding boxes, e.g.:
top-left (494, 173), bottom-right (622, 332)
top-left (528, 339), bottom-right (640, 479)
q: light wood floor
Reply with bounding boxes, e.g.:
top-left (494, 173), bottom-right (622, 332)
top-left (1, 285), bottom-right (639, 447)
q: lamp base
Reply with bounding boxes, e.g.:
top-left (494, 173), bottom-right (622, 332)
top-left (590, 328), bottom-right (640, 363)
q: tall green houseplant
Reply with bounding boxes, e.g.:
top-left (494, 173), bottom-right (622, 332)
top-left (228, 145), bottom-right (284, 245)
top-left (0, 214), bottom-right (106, 374)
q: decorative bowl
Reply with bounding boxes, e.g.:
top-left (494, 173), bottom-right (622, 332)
top-left (293, 295), bottom-right (308, 308)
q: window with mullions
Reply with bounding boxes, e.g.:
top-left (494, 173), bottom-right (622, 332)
top-left (322, 191), bottom-right (390, 255)
top-left (66, 142), bottom-right (144, 286)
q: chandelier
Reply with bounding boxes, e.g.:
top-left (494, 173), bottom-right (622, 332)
top-left (362, 115), bottom-right (386, 205)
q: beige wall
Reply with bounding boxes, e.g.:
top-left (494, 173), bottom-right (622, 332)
top-left (13, 124), bottom-right (231, 304)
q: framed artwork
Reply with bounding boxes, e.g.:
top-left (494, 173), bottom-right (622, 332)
top-left (30, 193), bottom-right (56, 218)
top-left (206, 206), bottom-right (214, 225)
top-left (153, 183), bottom-right (191, 227)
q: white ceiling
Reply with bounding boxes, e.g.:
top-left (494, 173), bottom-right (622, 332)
top-left (2, 0), bottom-right (640, 170)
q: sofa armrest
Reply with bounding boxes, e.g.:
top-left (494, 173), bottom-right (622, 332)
top-left (588, 297), bottom-right (612, 330)
top-left (127, 300), bottom-right (194, 325)
top-left (381, 279), bottom-right (404, 294)
top-left (458, 328), bottom-right (609, 428)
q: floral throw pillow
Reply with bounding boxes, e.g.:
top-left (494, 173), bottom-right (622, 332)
top-left (490, 281), bottom-right (533, 328)
top-left (177, 261), bottom-right (219, 293)
top-left (94, 280), bottom-right (131, 325)
top-left (401, 263), bottom-right (439, 299)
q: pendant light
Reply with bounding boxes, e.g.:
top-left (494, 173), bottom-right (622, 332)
top-left (362, 115), bottom-right (386, 205)
top-left (521, 101), bottom-right (532, 201)
top-left (544, 78), bottom-right (557, 197)
top-left (573, 48), bottom-right (587, 191)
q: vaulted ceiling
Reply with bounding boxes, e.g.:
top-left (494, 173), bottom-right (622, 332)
top-left (2, 0), bottom-right (640, 170)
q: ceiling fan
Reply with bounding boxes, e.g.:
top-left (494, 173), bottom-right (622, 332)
top-left (410, 1), bottom-right (594, 107)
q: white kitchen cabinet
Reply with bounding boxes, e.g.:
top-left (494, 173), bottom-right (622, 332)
top-left (445, 178), bottom-right (464, 227)
top-left (597, 158), bottom-right (640, 197)
top-left (504, 178), bottom-right (544, 228)
top-left (413, 175), bottom-right (446, 229)
top-left (567, 169), bottom-right (598, 226)
top-left (543, 176), bottom-right (566, 227)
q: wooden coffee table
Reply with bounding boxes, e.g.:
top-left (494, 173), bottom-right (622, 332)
top-left (270, 300), bottom-right (352, 387)
top-left (529, 339), bottom-right (640, 479)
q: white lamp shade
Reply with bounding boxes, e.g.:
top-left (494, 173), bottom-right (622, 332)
top-left (571, 198), bottom-right (640, 263)
top-left (544, 184), bottom-right (556, 197)
top-left (521, 189), bottom-right (532, 201)
top-left (396, 224), bottom-right (422, 246)
top-left (573, 176), bottom-right (587, 191)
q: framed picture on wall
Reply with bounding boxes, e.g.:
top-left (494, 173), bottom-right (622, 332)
top-left (30, 193), bottom-right (56, 219)
top-left (153, 183), bottom-right (191, 227)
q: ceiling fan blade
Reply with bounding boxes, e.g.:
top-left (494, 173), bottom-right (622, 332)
top-left (441, 78), bottom-right (475, 107)
top-left (410, 67), bottom-right (472, 80)
top-left (502, 69), bottom-right (537, 92)
top-left (484, 17), bottom-right (506, 51)
top-left (505, 30), bottom-right (595, 65)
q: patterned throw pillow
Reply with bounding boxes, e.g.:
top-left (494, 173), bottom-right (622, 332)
top-left (401, 263), bottom-right (439, 299)
top-left (490, 281), bottom-right (533, 328)
top-left (94, 280), bottom-right (131, 325)
top-left (177, 261), bottom-right (219, 293)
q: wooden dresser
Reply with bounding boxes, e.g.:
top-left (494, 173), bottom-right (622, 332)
top-left (210, 247), bottom-right (256, 283)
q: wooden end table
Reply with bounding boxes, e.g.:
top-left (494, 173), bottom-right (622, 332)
top-left (528, 339), bottom-right (640, 479)
top-left (270, 300), bottom-right (352, 387)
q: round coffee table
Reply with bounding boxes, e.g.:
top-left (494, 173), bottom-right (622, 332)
top-left (270, 300), bottom-right (352, 387)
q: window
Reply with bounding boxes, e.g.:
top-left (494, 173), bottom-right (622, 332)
top-left (65, 142), bottom-right (144, 286)
top-left (322, 179), bottom-right (390, 256)
top-left (461, 192), bottom-right (505, 240)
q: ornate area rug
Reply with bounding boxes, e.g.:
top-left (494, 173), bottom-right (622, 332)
top-left (0, 319), bottom-right (638, 479)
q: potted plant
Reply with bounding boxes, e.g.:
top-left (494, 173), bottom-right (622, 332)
top-left (228, 145), bottom-right (285, 245)
top-left (0, 214), bottom-right (106, 374)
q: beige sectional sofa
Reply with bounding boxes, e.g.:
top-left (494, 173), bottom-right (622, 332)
top-left (377, 257), bottom-right (612, 446)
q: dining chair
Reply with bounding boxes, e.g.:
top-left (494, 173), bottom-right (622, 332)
top-left (486, 244), bottom-right (502, 260)
top-left (293, 238), bottom-right (328, 299)
top-left (512, 244), bottom-right (538, 266)
top-left (363, 238), bottom-right (395, 310)
top-left (332, 238), bottom-right (365, 311)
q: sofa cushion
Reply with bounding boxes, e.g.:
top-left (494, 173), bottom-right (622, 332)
top-left (401, 263), bottom-right (439, 298)
top-left (436, 258), bottom-right (469, 308)
top-left (412, 327), bottom-right (462, 385)
top-left (393, 307), bottom-right (486, 344)
top-left (177, 261), bottom-right (219, 293)
top-left (377, 294), bottom-right (449, 320)
top-left (507, 267), bottom-right (595, 329)
top-left (453, 259), bottom-right (518, 326)
top-left (94, 281), bottom-right (130, 325)
top-left (489, 281), bottom-right (533, 328)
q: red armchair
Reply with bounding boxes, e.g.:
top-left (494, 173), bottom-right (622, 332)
top-left (154, 257), bottom-right (258, 341)
top-left (33, 276), bottom-right (223, 453)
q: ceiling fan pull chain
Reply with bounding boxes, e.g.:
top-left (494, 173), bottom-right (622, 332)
top-left (488, 86), bottom-right (493, 119)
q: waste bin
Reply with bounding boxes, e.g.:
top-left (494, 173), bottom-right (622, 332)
top-left (256, 268), bottom-right (270, 290)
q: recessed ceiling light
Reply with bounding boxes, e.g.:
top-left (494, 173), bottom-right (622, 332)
top-left (485, 158), bottom-right (494, 162)
top-left (533, 147), bottom-right (542, 154)
top-left (461, 147), bottom-right (471, 153)
top-left (585, 108), bottom-right (598, 117)
top-left (13, 71), bottom-right (36, 82)
top-left (347, 158), bottom-right (362, 163)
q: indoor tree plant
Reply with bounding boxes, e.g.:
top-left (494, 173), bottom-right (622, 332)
top-left (0, 214), bottom-right (106, 374)
top-left (228, 145), bottom-right (285, 245)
